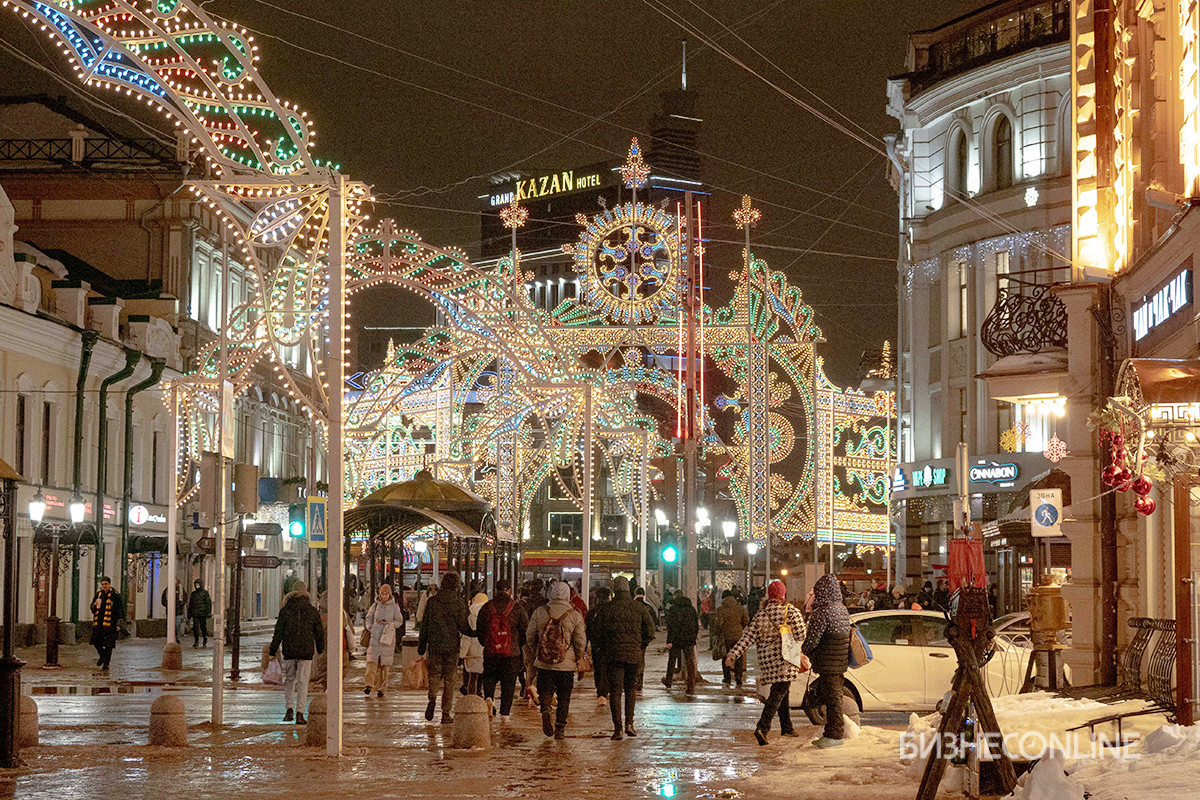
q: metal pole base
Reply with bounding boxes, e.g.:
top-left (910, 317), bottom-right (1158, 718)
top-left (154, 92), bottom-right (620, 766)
top-left (0, 656), bottom-right (23, 767)
top-left (42, 617), bottom-right (61, 668)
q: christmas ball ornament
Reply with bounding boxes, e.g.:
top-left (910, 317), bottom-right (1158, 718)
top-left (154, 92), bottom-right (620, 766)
top-left (1113, 433), bottom-right (1125, 448)
top-left (1135, 495), bottom-right (1156, 516)
top-left (1131, 475), bottom-right (1153, 496)
top-left (1115, 468), bottom-right (1134, 491)
top-left (1114, 448), bottom-right (1127, 462)
top-left (1102, 465), bottom-right (1122, 487)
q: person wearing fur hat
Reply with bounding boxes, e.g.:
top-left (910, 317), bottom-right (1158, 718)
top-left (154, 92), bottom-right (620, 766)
top-left (269, 580), bottom-right (324, 723)
top-left (363, 583), bottom-right (405, 698)
top-left (725, 579), bottom-right (806, 745)
top-left (802, 573), bottom-right (852, 748)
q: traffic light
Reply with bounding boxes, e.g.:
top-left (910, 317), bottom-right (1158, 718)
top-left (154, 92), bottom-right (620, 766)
top-left (661, 542), bottom-right (679, 564)
top-left (703, 450), bottom-right (731, 495)
top-left (288, 503), bottom-right (305, 538)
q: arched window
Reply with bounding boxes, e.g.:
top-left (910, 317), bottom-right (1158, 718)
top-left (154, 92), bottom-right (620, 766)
top-left (994, 116), bottom-right (1013, 189)
top-left (950, 129), bottom-right (969, 198)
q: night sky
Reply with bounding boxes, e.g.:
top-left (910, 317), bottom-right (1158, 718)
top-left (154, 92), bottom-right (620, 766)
top-left (1, 0), bottom-right (980, 384)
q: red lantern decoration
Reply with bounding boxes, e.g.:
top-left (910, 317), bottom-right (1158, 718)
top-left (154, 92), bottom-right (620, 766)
top-left (1135, 495), bottom-right (1156, 516)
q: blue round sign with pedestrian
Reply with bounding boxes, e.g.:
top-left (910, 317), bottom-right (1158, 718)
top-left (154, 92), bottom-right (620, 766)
top-left (1035, 502), bottom-right (1058, 527)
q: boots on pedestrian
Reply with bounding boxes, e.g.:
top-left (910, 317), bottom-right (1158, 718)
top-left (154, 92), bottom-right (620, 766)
top-left (554, 724), bottom-right (566, 740)
top-left (441, 712), bottom-right (453, 724)
top-left (754, 728), bottom-right (768, 746)
top-left (283, 708), bottom-right (294, 722)
top-left (624, 724), bottom-right (637, 737)
top-left (611, 728), bottom-right (624, 741)
top-left (541, 710), bottom-right (554, 737)
top-left (295, 712), bottom-right (306, 725)
top-left (424, 698), bottom-right (436, 721)
top-left (812, 737), bottom-right (844, 749)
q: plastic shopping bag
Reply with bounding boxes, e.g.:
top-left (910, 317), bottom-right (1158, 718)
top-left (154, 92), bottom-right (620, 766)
top-left (779, 623), bottom-right (806, 669)
top-left (401, 657), bottom-right (428, 690)
top-left (263, 657), bottom-right (283, 686)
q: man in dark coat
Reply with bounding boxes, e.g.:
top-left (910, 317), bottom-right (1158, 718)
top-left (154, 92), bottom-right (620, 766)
top-left (417, 571), bottom-right (472, 723)
top-left (188, 579), bottom-right (212, 647)
top-left (662, 590), bottom-right (699, 694)
top-left (802, 573), bottom-right (852, 748)
top-left (585, 587), bottom-right (612, 700)
top-left (476, 578), bottom-right (530, 719)
top-left (590, 576), bottom-right (655, 740)
top-left (89, 576), bottom-right (124, 671)
top-left (711, 590), bottom-right (751, 686)
top-left (268, 581), bottom-right (324, 723)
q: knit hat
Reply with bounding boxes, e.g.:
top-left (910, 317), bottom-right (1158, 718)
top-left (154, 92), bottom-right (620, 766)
top-left (767, 579), bottom-right (786, 600)
top-left (291, 580), bottom-right (308, 595)
top-left (612, 576), bottom-right (630, 593)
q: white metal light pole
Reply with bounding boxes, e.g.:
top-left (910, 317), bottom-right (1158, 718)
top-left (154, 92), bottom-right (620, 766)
top-left (166, 383), bottom-right (178, 644)
top-left (212, 226), bottom-right (229, 725)
top-left (639, 431), bottom-right (649, 588)
top-left (581, 386), bottom-right (593, 599)
top-left (326, 174), bottom-right (347, 756)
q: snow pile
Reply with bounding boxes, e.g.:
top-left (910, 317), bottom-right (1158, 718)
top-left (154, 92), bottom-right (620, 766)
top-left (1068, 724), bottom-right (1200, 800)
top-left (1005, 750), bottom-right (1083, 800)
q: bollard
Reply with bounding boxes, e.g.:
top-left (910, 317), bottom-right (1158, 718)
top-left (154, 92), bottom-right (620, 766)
top-left (161, 642), bottom-right (183, 670)
top-left (148, 694), bottom-right (188, 746)
top-left (17, 696), bottom-right (37, 748)
top-left (450, 694), bottom-right (491, 749)
top-left (303, 694), bottom-right (326, 747)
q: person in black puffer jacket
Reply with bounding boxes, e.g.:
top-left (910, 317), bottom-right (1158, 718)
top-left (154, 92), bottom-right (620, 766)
top-left (590, 576), bottom-right (655, 739)
top-left (662, 591), bottom-right (699, 694)
top-left (802, 573), bottom-right (851, 748)
top-left (269, 582), bottom-right (324, 724)
top-left (417, 572), bottom-right (472, 723)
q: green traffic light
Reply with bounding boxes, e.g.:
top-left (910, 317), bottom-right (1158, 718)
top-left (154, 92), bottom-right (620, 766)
top-left (662, 545), bottom-right (678, 564)
top-left (288, 520), bottom-right (304, 538)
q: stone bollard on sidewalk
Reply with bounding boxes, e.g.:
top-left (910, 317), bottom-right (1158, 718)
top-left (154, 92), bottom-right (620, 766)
top-left (161, 641), bottom-right (183, 670)
top-left (303, 694), bottom-right (326, 747)
top-left (148, 694), bottom-right (188, 746)
top-left (18, 696), bottom-right (37, 747)
top-left (450, 694), bottom-right (491, 749)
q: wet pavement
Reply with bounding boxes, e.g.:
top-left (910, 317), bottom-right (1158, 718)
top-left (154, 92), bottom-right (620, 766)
top-left (5, 636), bottom-right (918, 799)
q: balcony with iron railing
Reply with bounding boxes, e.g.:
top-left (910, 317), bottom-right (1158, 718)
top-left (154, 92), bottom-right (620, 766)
top-left (0, 136), bottom-right (179, 170)
top-left (980, 263), bottom-right (1070, 357)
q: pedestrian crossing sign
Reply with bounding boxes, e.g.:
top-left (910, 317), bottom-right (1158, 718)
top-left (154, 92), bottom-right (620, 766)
top-left (307, 497), bottom-right (327, 549)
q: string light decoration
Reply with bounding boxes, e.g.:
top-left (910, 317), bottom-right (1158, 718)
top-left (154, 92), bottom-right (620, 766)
top-left (8, 0), bottom-right (894, 555)
top-left (619, 137), bottom-right (650, 189)
top-left (1043, 434), bottom-right (1069, 463)
top-left (732, 194), bottom-right (761, 229)
top-left (499, 197), bottom-right (529, 229)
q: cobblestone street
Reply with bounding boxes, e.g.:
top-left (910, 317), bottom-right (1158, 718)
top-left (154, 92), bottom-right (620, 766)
top-left (4, 636), bottom-right (914, 800)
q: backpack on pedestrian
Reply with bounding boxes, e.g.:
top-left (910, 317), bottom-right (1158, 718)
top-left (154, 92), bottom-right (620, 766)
top-left (536, 610), bottom-right (571, 665)
top-left (485, 599), bottom-right (516, 656)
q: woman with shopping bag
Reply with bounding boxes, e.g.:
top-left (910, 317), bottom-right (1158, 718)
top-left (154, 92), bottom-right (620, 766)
top-left (363, 583), bottom-right (405, 698)
top-left (724, 579), bottom-right (807, 745)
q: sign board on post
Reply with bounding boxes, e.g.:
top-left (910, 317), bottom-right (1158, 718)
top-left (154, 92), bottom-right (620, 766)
top-left (307, 497), bottom-right (327, 549)
top-left (1031, 488), bottom-right (1063, 537)
top-left (241, 554), bottom-right (280, 569)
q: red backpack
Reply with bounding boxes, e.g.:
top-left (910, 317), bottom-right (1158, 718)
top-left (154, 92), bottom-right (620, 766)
top-left (484, 599), bottom-right (516, 656)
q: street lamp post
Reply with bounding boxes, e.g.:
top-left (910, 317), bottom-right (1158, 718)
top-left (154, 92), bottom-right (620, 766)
top-left (745, 541), bottom-right (759, 592)
top-left (29, 489), bottom-right (83, 668)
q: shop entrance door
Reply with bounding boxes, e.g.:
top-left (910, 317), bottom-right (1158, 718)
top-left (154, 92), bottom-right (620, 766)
top-left (1172, 476), bottom-right (1200, 726)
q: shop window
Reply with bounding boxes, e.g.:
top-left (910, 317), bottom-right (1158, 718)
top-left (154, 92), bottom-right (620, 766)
top-left (547, 512), bottom-right (583, 548)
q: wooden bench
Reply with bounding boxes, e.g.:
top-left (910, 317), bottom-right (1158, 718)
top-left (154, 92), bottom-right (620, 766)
top-left (1065, 618), bottom-right (1177, 743)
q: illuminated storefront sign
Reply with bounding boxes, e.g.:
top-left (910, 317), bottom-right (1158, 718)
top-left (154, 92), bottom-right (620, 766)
top-left (1132, 262), bottom-right (1192, 342)
top-left (968, 462), bottom-right (1019, 485)
top-left (489, 169), bottom-right (605, 206)
top-left (913, 464), bottom-right (949, 489)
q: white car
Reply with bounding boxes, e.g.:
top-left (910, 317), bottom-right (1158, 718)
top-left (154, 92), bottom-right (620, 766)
top-left (790, 609), bottom-right (1033, 712)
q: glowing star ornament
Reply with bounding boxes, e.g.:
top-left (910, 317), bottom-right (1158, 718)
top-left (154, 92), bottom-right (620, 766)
top-left (499, 198), bottom-right (528, 229)
top-left (1000, 422), bottom-right (1030, 453)
top-left (620, 137), bottom-right (650, 189)
top-left (733, 195), bottom-right (761, 229)
top-left (1043, 434), bottom-right (1068, 463)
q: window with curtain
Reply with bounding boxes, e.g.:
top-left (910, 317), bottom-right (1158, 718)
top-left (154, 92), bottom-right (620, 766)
top-left (995, 116), bottom-right (1013, 189)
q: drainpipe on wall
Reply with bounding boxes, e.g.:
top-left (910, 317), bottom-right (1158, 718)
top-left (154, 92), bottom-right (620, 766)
top-left (95, 349), bottom-right (141, 583)
top-left (69, 330), bottom-right (99, 624)
top-left (119, 358), bottom-right (165, 606)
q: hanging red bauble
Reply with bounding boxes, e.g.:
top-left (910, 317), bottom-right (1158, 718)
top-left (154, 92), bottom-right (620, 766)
top-left (1114, 448), bottom-right (1127, 462)
top-left (1115, 468), bottom-right (1135, 491)
top-left (1135, 495), bottom-right (1156, 516)
top-left (1113, 433), bottom-right (1125, 448)
top-left (1102, 465), bottom-right (1122, 487)
top-left (1131, 475), bottom-right (1153, 496)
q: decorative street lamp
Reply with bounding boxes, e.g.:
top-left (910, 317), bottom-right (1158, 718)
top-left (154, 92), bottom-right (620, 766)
top-left (722, 520), bottom-right (737, 539)
top-left (30, 488), bottom-right (82, 668)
